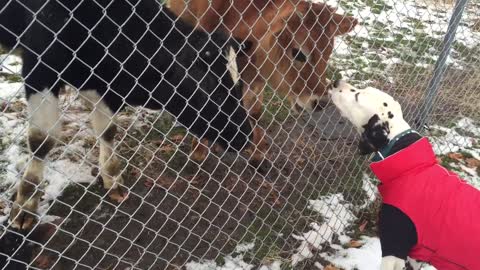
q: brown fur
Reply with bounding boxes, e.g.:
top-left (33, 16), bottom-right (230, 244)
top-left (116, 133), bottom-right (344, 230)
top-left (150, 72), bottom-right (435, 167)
top-left (168, 0), bottom-right (358, 166)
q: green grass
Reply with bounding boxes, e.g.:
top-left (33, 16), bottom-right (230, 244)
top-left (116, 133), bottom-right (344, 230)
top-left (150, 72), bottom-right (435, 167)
top-left (260, 86), bottom-right (290, 125)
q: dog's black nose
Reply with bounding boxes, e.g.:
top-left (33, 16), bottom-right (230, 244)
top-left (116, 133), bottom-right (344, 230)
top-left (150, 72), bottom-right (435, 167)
top-left (333, 79), bottom-right (341, 88)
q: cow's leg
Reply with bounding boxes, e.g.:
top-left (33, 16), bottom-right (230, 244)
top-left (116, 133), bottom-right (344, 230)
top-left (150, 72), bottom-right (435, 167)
top-left (243, 84), bottom-right (269, 171)
top-left (190, 138), bottom-right (210, 163)
top-left (10, 89), bottom-right (60, 230)
top-left (84, 92), bottom-right (126, 203)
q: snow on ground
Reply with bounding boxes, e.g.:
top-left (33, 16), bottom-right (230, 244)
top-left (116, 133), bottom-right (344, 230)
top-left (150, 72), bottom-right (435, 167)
top-left (317, 235), bottom-right (438, 270)
top-left (184, 241), bottom-right (275, 270)
top-left (321, 236), bottom-right (381, 270)
top-left (291, 194), bottom-right (356, 265)
top-left (325, 0), bottom-right (480, 84)
top-left (428, 117), bottom-right (480, 188)
top-left (0, 54), bottom-right (22, 75)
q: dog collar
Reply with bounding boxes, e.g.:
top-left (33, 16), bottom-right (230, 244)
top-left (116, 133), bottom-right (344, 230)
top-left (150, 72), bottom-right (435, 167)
top-left (371, 129), bottom-right (420, 162)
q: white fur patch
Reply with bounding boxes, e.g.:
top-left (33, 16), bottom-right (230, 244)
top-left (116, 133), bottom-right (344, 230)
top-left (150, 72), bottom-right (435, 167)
top-left (329, 81), bottom-right (411, 139)
top-left (381, 256), bottom-right (406, 270)
top-left (28, 89), bottom-right (60, 136)
top-left (81, 90), bottom-right (123, 189)
top-left (226, 47), bottom-right (240, 85)
top-left (80, 90), bottom-right (115, 137)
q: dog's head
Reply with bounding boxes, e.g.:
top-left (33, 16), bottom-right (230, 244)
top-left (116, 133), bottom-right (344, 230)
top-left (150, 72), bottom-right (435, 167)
top-left (329, 80), bottom-right (411, 155)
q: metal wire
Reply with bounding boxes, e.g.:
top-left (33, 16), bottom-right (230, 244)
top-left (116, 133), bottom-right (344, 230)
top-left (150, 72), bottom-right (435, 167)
top-left (0, 0), bottom-right (479, 269)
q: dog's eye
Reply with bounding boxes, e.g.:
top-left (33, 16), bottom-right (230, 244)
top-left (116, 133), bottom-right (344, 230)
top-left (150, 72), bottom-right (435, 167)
top-left (292, 48), bottom-right (307, 62)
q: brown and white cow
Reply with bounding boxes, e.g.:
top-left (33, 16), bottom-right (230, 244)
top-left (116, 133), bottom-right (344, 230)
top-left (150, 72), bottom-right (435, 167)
top-left (168, 0), bottom-right (358, 169)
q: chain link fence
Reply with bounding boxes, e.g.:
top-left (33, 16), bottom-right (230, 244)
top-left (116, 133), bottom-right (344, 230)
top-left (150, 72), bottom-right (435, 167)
top-left (0, 0), bottom-right (479, 269)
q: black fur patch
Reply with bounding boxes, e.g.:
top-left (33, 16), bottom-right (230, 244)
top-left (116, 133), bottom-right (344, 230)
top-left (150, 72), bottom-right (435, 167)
top-left (102, 125), bottom-right (117, 142)
top-left (358, 114), bottom-right (390, 155)
top-left (355, 92), bottom-right (360, 102)
top-left (28, 132), bottom-right (56, 159)
top-left (383, 102), bottom-right (388, 107)
top-left (388, 112), bottom-right (394, 119)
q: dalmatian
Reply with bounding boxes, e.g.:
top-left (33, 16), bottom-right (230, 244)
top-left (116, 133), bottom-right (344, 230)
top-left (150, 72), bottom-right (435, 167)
top-left (328, 80), bottom-right (480, 270)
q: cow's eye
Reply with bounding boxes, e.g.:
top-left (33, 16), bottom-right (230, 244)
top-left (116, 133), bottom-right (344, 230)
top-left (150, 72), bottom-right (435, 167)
top-left (292, 48), bottom-right (307, 62)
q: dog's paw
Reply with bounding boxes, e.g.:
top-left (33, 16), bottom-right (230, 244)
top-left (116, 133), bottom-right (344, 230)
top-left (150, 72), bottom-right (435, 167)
top-left (381, 256), bottom-right (406, 270)
top-left (407, 257), bottom-right (423, 270)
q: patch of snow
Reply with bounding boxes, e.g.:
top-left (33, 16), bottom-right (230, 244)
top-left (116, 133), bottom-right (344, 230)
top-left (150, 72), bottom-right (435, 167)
top-left (334, 37), bottom-right (351, 56)
top-left (0, 54), bottom-right (22, 75)
top-left (258, 261), bottom-right (282, 270)
top-left (361, 173), bottom-right (377, 204)
top-left (185, 242), bottom-right (282, 270)
top-left (0, 82), bottom-right (24, 100)
top-left (185, 260), bottom-right (219, 270)
top-left (0, 215), bottom-right (8, 224)
top-left (185, 255), bottom-right (254, 270)
top-left (321, 236), bottom-right (381, 270)
top-left (459, 164), bottom-right (478, 178)
top-left (234, 242), bottom-right (255, 253)
top-left (421, 265), bottom-right (438, 270)
top-left (429, 126), bottom-right (474, 155)
top-left (320, 236), bottom-right (438, 270)
top-left (429, 118), bottom-right (480, 189)
top-left (338, 234), bottom-right (351, 245)
top-left (43, 159), bottom-right (96, 201)
top-left (292, 194), bottom-right (356, 265)
top-left (457, 118), bottom-right (480, 136)
top-left (314, 262), bottom-right (324, 269)
top-left (40, 215), bottom-right (61, 224)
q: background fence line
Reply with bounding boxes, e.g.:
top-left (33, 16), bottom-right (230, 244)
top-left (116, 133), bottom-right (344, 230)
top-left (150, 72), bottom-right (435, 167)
top-left (417, 0), bottom-right (470, 130)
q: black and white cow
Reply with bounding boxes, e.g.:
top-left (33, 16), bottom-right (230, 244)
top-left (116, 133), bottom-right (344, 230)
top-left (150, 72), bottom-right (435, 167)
top-left (0, 0), bottom-right (252, 230)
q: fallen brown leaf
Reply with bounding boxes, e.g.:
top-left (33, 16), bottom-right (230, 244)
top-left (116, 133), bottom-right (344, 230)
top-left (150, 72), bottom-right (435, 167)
top-left (465, 158), bottom-right (480, 168)
top-left (159, 144), bottom-right (175, 154)
top-left (144, 179), bottom-right (154, 188)
top-left (358, 221), bottom-right (368, 232)
top-left (349, 240), bottom-right (364, 248)
top-left (35, 254), bottom-right (51, 268)
top-left (171, 134), bottom-right (185, 144)
top-left (151, 139), bottom-right (163, 146)
top-left (324, 265), bottom-right (341, 270)
top-left (447, 152), bottom-right (464, 162)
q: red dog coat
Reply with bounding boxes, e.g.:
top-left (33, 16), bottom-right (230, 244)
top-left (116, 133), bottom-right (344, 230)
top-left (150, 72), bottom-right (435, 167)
top-left (370, 138), bottom-right (480, 270)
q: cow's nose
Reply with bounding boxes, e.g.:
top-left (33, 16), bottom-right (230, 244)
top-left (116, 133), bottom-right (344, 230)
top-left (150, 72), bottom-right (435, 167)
top-left (333, 79), bottom-right (341, 88)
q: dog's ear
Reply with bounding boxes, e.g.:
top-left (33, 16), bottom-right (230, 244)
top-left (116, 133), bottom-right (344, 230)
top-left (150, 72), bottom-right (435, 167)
top-left (358, 114), bottom-right (390, 155)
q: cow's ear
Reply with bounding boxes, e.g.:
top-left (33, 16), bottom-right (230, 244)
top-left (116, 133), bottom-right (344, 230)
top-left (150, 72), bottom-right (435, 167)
top-left (330, 13), bottom-right (358, 36)
top-left (358, 114), bottom-right (390, 155)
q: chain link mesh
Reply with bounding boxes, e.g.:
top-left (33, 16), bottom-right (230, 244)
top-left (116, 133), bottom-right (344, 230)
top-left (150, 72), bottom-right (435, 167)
top-left (0, 0), bottom-right (479, 269)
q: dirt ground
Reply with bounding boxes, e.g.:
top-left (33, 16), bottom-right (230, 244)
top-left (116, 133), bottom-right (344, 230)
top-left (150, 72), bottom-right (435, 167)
top-left (0, 101), bottom-right (369, 270)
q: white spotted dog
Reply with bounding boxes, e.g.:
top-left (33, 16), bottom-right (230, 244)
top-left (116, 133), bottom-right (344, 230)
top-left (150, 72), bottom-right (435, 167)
top-left (329, 80), bottom-right (480, 270)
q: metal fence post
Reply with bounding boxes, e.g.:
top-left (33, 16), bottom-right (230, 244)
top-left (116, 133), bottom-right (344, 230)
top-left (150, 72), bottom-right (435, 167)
top-left (417, 0), bottom-right (470, 129)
